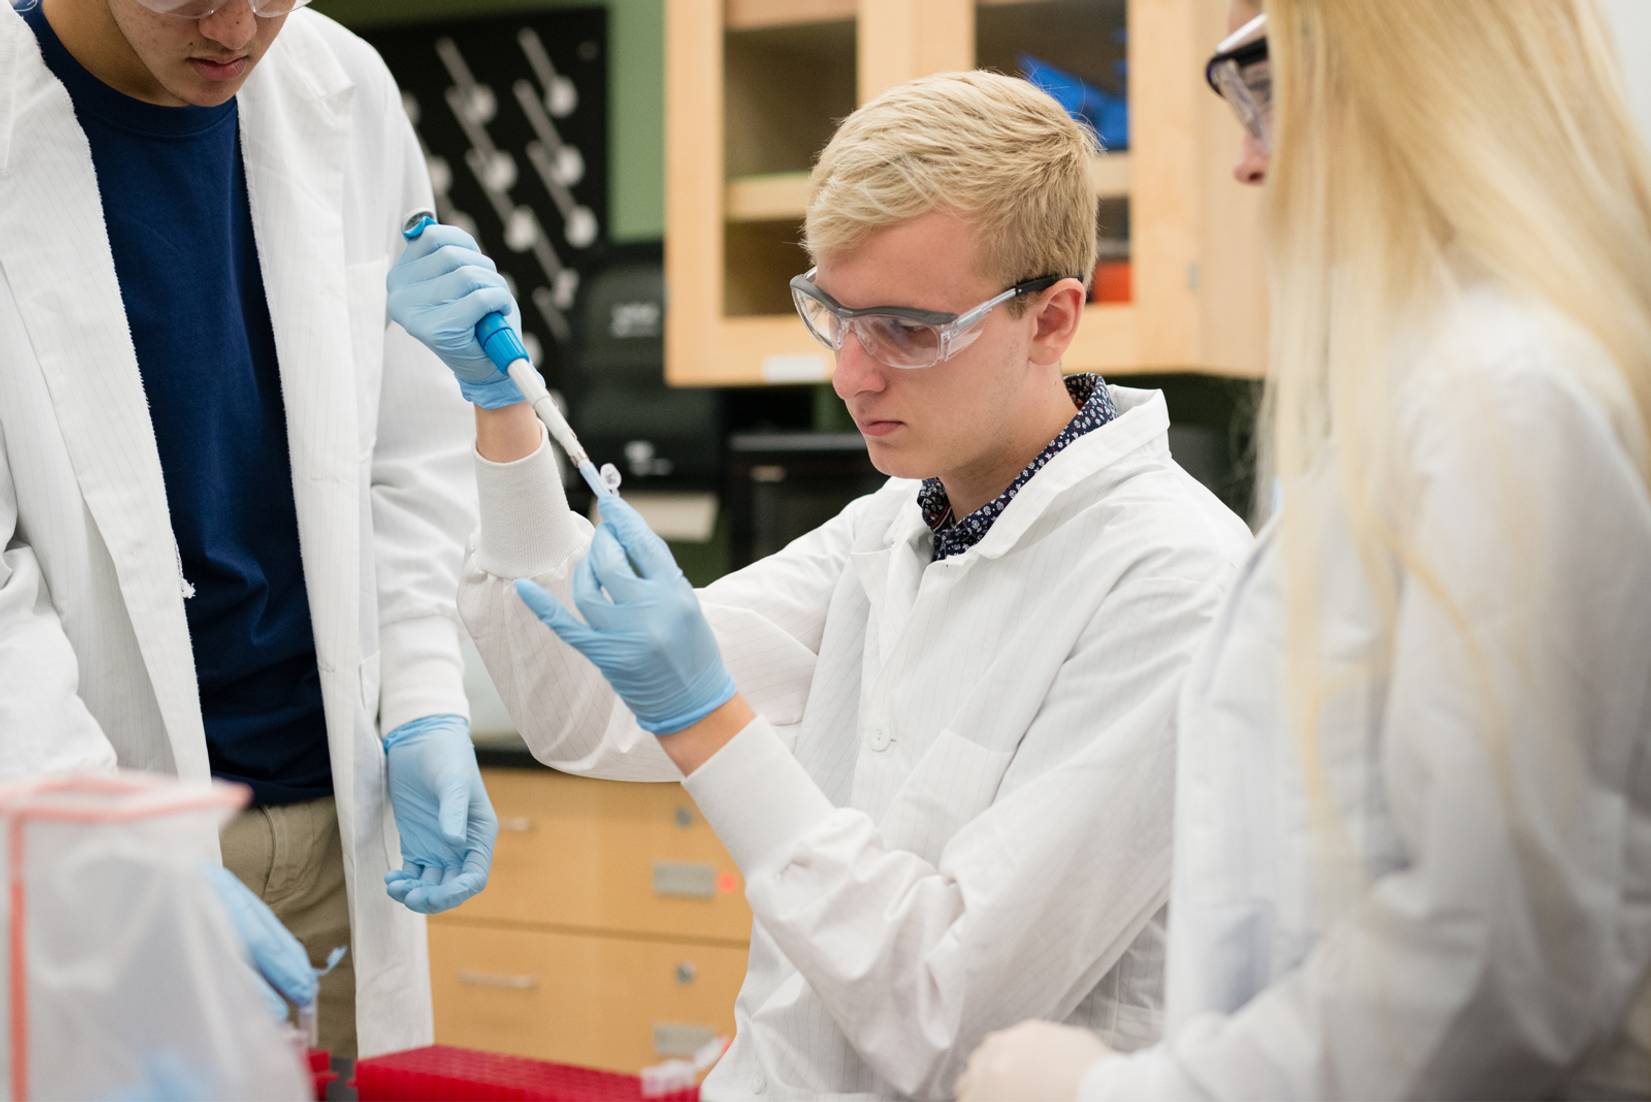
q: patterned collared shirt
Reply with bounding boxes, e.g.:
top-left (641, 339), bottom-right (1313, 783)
top-left (917, 373), bottom-right (1117, 562)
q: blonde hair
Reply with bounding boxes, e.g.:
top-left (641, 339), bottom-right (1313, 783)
top-left (804, 70), bottom-right (1100, 310)
top-left (1261, 0), bottom-right (1651, 863)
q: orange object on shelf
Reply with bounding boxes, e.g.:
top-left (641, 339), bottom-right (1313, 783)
top-left (1091, 260), bottom-right (1131, 304)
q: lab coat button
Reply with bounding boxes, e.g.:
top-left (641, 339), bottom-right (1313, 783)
top-left (866, 725), bottom-right (891, 751)
top-left (751, 1074), bottom-right (767, 1094)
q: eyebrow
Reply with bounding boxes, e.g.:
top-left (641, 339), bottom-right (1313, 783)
top-left (810, 275), bottom-right (968, 316)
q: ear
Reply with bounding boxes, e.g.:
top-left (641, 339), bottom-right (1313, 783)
top-left (1026, 277), bottom-right (1087, 368)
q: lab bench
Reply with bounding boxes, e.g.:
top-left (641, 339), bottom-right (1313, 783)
top-left (430, 753), bottom-right (750, 1075)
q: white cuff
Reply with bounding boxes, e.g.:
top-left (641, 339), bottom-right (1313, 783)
top-left (1076, 1042), bottom-right (1186, 1101)
top-left (682, 718), bottom-right (837, 876)
top-left (379, 616), bottom-right (469, 735)
top-left (473, 425), bottom-right (583, 578)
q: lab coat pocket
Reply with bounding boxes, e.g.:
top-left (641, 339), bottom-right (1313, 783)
top-left (880, 729), bottom-right (1014, 866)
top-left (344, 259), bottom-right (390, 462)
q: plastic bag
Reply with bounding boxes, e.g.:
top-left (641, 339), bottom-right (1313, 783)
top-left (0, 771), bottom-right (309, 1101)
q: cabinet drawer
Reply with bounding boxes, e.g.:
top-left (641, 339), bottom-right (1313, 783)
top-left (429, 922), bottom-right (747, 1074)
top-left (462, 768), bottom-right (750, 943)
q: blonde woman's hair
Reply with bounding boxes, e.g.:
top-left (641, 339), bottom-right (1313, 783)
top-left (1261, 0), bottom-right (1651, 863)
top-left (804, 70), bottom-right (1100, 310)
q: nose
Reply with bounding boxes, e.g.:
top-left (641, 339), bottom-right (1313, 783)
top-left (830, 329), bottom-right (888, 402)
top-left (1233, 133), bottom-right (1269, 186)
top-left (198, 0), bottom-right (258, 52)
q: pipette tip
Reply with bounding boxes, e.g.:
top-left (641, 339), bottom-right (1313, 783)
top-left (577, 459), bottom-right (620, 498)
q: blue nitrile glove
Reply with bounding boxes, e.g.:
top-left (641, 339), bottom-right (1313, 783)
top-left (203, 864), bottom-right (317, 1020)
top-left (514, 496), bottom-right (738, 735)
top-left (387, 223), bottom-right (525, 408)
top-left (382, 713), bottom-right (498, 914)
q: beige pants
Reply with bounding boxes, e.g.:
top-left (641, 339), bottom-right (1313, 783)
top-left (221, 796), bottom-right (357, 1058)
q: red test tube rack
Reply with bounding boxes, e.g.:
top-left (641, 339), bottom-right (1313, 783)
top-left (352, 1045), bottom-right (701, 1101)
top-left (307, 1049), bottom-right (337, 1100)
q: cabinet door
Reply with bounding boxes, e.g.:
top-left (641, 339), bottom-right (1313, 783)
top-left (664, 0), bottom-right (1265, 384)
top-left (457, 768), bottom-right (752, 943)
top-left (429, 922), bottom-right (748, 1074)
top-left (663, 0), bottom-right (723, 385)
top-left (857, 0), bottom-right (972, 101)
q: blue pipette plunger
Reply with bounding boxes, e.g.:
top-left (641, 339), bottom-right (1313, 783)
top-left (400, 209), bottom-right (618, 498)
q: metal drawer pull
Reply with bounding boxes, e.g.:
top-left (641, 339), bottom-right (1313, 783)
top-left (653, 1022), bottom-right (716, 1057)
top-left (652, 861), bottom-right (716, 899)
top-left (498, 816), bottom-right (536, 833)
top-left (457, 969), bottom-right (540, 990)
top-left (674, 962), bottom-right (697, 986)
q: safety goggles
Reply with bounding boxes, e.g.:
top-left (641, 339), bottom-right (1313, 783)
top-left (1205, 13), bottom-right (1272, 150)
top-left (132, 0), bottom-right (310, 18)
top-left (789, 268), bottom-right (1069, 370)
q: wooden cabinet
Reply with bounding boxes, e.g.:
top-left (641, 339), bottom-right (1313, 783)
top-left (428, 924), bottom-right (748, 1074)
top-left (452, 767), bottom-right (751, 942)
top-left (429, 768), bottom-right (751, 1074)
top-left (665, 0), bottom-right (1267, 386)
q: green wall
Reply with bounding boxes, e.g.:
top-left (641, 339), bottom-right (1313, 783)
top-left (315, 0), bottom-right (665, 243)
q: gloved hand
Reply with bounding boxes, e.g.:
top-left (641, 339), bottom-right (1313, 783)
top-left (202, 864), bottom-right (317, 1020)
top-left (387, 223), bottom-right (525, 408)
top-left (514, 495), bottom-right (738, 735)
top-left (956, 1020), bottom-right (1112, 1102)
top-left (382, 713), bottom-right (498, 914)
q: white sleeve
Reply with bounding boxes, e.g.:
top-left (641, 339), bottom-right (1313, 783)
top-left (368, 86), bottom-right (476, 734)
top-left (1084, 363), bottom-right (1651, 1100)
top-left (0, 418), bottom-right (119, 777)
top-left (458, 435), bottom-right (859, 781)
top-left (683, 569), bottom-right (1235, 1098)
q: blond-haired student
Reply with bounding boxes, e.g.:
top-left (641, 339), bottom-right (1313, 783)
top-left (387, 71), bottom-right (1251, 1098)
top-left (961, 2), bottom-right (1651, 1098)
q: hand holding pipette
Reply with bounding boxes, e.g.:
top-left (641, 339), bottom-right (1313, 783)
top-left (385, 217), bottom-right (525, 410)
top-left (391, 210), bottom-right (618, 498)
top-left (392, 214), bottom-right (739, 740)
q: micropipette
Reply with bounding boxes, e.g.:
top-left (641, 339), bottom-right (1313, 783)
top-left (400, 208), bottom-right (620, 498)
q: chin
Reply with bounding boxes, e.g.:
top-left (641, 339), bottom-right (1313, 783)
top-left (862, 440), bottom-right (931, 481)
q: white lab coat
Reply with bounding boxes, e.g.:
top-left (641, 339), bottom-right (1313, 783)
top-left (0, 9), bottom-right (475, 1055)
top-left (1081, 288), bottom-right (1651, 1099)
top-left (460, 387), bottom-right (1255, 1099)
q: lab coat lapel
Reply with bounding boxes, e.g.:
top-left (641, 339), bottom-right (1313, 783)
top-left (851, 499), bottom-right (931, 666)
top-left (237, 56), bottom-right (361, 757)
top-left (970, 387), bottom-right (1172, 560)
top-left (0, 15), bottom-right (209, 777)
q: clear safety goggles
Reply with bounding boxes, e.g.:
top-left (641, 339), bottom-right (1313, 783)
top-left (1205, 13), bottom-right (1272, 150)
top-left (789, 268), bottom-right (1068, 370)
top-left (132, 0), bottom-right (310, 18)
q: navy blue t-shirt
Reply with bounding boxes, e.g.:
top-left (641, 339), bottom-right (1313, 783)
top-left (27, 6), bottom-right (330, 806)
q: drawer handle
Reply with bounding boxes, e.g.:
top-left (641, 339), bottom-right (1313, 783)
top-left (653, 861), bottom-right (716, 899)
top-left (653, 1022), bottom-right (716, 1057)
top-left (498, 816), bottom-right (536, 833)
top-left (674, 962), bottom-right (697, 986)
top-left (457, 969), bottom-right (540, 990)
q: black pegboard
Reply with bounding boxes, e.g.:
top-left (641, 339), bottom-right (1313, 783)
top-left (364, 8), bottom-right (608, 389)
